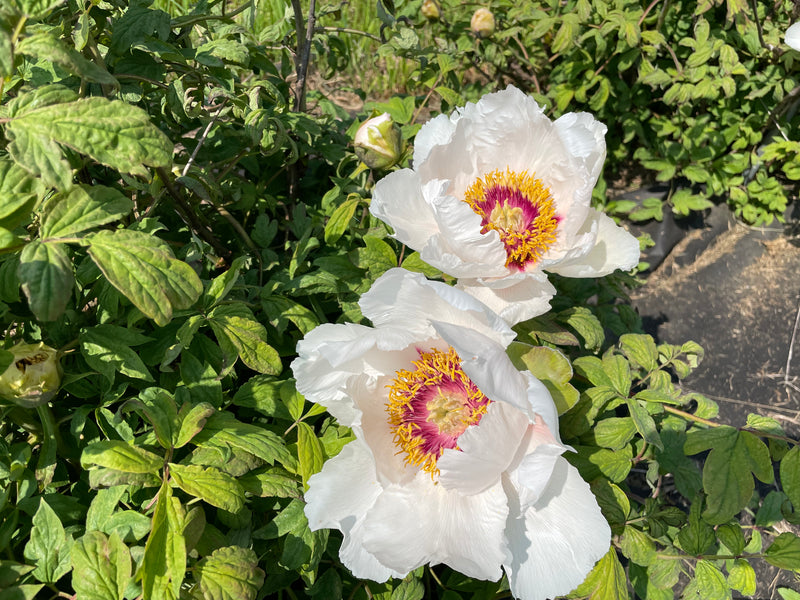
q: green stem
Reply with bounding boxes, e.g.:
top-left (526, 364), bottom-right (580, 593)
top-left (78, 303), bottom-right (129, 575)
top-left (663, 405), bottom-right (720, 428)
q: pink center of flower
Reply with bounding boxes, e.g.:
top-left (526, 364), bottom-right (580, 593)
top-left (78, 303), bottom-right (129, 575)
top-left (464, 168), bottom-right (560, 272)
top-left (386, 347), bottom-right (491, 475)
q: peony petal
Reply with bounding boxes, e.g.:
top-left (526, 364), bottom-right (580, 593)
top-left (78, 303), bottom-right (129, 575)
top-left (438, 400), bottom-right (528, 495)
top-left (371, 169), bottom-right (442, 251)
top-left (359, 268), bottom-right (516, 348)
top-left (304, 438), bottom-right (405, 582)
top-left (552, 111), bottom-right (607, 189)
top-left (431, 321), bottom-right (531, 415)
top-left (547, 208), bottom-right (640, 278)
top-left (361, 472), bottom-right (509, 580)
top-left (413, 112), bottom-right (458, 166)
top-left (455, 273), bottom-right (555, 326)
top-left (787, 22), bottom-right (800, 51)
top-left (503, 457), bottom-right (611, 600)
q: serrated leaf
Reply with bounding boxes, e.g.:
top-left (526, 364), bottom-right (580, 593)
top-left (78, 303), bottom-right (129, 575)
top-left (23, 499), bottom-right (72, 583)
top-left (87, 229), bottom-right (202, 326)
top-left (192, 411), bottom-right (292, 467)
top-left (141, 480), bottom-right (185, 600)
top-left (207, 303), bottom-right (281, 374)
top-left (70, 531), bottom-right (131, 600)
top-left (568, 547), bottom-right (625, 599)
top-left (193, 546), bottom-right (265, 600)
top-left (727, 559), bottom-right (755, 596)
top-left (0, 158), bottom-right (44, 230)
top-left (391, 572), bottom-right (425, 600)
top-left (765, 533), bottom-right (800, 570)
top-left (561, 306), bottom-right (604, 350)
top-left (324, 195), bottom-right (359, 244)
top-left (6, 97), bottom-right (172, 178)
top-left (297, 421), bottom-right (323, 487)
top-left (175, 402), bottom-right (216, 448)
top-left (80, 324), bottom-right (154, 382)
top-left (16, 32), bottom-right (117, 86)
top-left (593, 417), bottom-right (636, 450)
top-left (782, 446), bottom-right (800, 511)
top-left (40, 185), bottom-right (132, 239)
top-left (168, 464), bottom-right (245, 512)
top-left (81, 441), bottom-right (163, 473)
top-left (620, 526), bottom-right (656, 567)
top-left (685, 427), bottom-right (773, 524)
top-left (18, 240), bottom-right (74, 322)
top-left (683, 560), bottom-right (729, 600)
top-left (619, 333), bottom-right (658, 371)
top-left (359, 235), bottom-right (396, 277)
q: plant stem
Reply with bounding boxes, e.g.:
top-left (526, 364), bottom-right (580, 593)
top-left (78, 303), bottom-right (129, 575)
top-left (663, 405), bottom-right (721, 427)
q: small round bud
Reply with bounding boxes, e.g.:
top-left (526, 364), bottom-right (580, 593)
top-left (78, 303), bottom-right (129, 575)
top-left (354, 113), bottom-right (403, 170)
top-left (421, 0), bottom-right (441, 21)
top-left (470, 8), bottom-right (495, 39)
top-left (0, 342), bottom-right (61, 408)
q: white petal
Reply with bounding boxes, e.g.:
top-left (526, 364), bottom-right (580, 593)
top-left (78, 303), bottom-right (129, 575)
top-left (787, 22), bottom-right (800, 51)
top-left (370, 169), bottom-right (441, 250)
top-left (304, 438), bottom-right (405, 582)
top-left (503, 457), bottom-right (611, 600)
top-left (432, 322), bottom-right (531, 415)
top-left (456, 273), bottom-right (555, 326)
top-left (438, 400), bottom-right (529, 495)
top-left (552, 111), bottom-right (607, 192)
top-left (361, 473), bottom-right (509, 580)
top-left (360, 268), bottom-right (516, 348)
top-left (413, 112), bottom-right (458, 166)
top-left (547, 208), bottom-right (640, 277)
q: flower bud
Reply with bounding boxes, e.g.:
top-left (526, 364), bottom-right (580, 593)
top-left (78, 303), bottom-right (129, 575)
top-left (470, 7), bottom-right (495, 38)
top-left (354, 113), bottom-right (403, 170)
top-left (0, 342), bottom-right (61, 408)
top-left (421, 0), bottom-right (441, 21)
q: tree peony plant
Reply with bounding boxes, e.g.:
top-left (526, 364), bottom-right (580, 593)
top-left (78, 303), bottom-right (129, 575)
top-left (292, 268), bottom-right (610, 600)
top-left (370, 86), bottom-right (640, 325)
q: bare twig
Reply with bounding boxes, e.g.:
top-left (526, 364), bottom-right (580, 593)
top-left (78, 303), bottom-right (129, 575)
top-left (786, 296), bottom-right (800, 384)
top-left (638, 0), bottom-right (662, 26)
top-left (183, 99), bottom-right (228, 177)
top-left (314, 26), bottom-right (380, 41)
top-left (291, 0), bottom-right (317, 112)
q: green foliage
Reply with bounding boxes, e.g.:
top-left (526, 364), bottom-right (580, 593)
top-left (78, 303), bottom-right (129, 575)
top-left (0, 1), bottom-right (797, 599)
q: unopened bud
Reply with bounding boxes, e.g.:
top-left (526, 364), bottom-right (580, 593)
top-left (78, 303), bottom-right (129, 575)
top-left (354, 113), bottom-right (403, 170)
top-left (471, 8), bottom-right (495, 38)
top-left (421, 0), bottom-right (441, 21)
top-left (0, 342), bottom-right (60, 408)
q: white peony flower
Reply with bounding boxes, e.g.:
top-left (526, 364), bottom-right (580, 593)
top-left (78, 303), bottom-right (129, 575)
top-left (292, 268), bottom-right (610, 600)
top-left (787, 22), bottom-right (800, 51)
top-left (370, 86), bottom-right (640, 325)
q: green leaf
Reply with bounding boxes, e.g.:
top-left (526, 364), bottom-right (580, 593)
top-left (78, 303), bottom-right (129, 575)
top-left (168, 464), bottom-right (245, 512)
top-left (358, 235), bottom-right (396, 277)
top-left (239, 467), bottom-right (300, 499)
top-left (507, 344), bottom-right (579, 415)
top-left (593, 417), bottom-right (636, 450)
top-left (80, 324), bottom-right (154, 382)
top-left (141, 480), bottom-right (186, 600)
top-left (618, 334), bottom-right (658, 371)
top-left (87, 229), bottom-right (202, 326)
top-left (207, 303), bottom-right (281, 374)
top-left (603, 354), bottom-right (631, 397)
top-left (727, 559), bottom-right (755, 596)
top-left (620, 526), bottom-right (656, 567)
top-left (561, 307), bottom-right (604, 351)
top-left (625, 398), bottom-right (663, 450)
top-left (192, 546), bottom-right (265, 600)
top-left (18, 240), bottom-right (73, 321)
top-left (6, 97), bottom-right (172, 178)
top-left (297, 422), bottom-right (324, 487)
top-left (399, 251), bottom-right (443, 279)
top-left (16, 32), bottom-right (117, 86)
top-left (70, 531), bottom-right (131, 600)
top-left (175, 402), bottom-right (216, 448)
top-left (0, 562), bottom-right (34, 588)
top-left (779, 588), bottom-right (800, 600)
top-left (23, 499), bottom-right (72, 583)
top-left (324, 195), bottom-right (359, 244)
top-left (573, 356), bottom-right (613, 388)
top-left (677, 502), bottom-right (715, 555)
top-left (781, 446), bottom-right (800, 511)
top-left (136, 388), bottom-right (179, 449)
top-left (685, 427), bottom-right (773, 524)
top-left (765, 533), bottom-right (800, 570)
top-left (40, 185), bottom-right (133, 239)
top-left (81, 441), bottom-right (163, 474)
top-left (716, 523), bottom-right (744, 555)
top-left (683, 560), bottom-right (729, 600)
top-left (203, 256), bottom-right (246, 310)
top-left (7, 124), bottom-right (74, 188)
top-left (0, 584), bottom-right (45, 600)
top-left (192, 411), bottom-right (292, 467)
top-left (0, 158), bottom-right (44, 230)
top-left (261, 294), bottom-right (320, 336)
top-left (8, 0), bottom-right (66, 18)
top-left (568, 547), bottom-right (625, 599)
